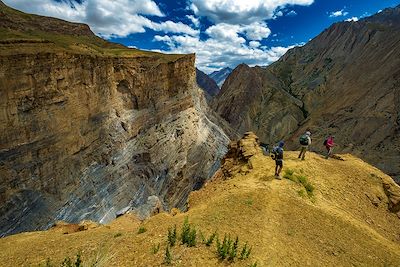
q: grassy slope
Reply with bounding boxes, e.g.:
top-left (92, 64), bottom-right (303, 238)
top-left (0, 2), bottom-right (184, 61)
top-left (0, 152), bottom-right (399, 266)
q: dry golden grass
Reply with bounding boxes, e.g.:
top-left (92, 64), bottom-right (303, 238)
top-left (1, 152), bottom-right (400, 266)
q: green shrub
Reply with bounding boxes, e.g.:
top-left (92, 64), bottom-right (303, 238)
top-left (283, 169), bottom-right (296, 181)
top-left (304, 183), bottom-right (315, 197)
top-left (113, 233), bottom-right (122, 238)
top-left (250, 262), bottom-right (258, 267)
top-left (167, 225), bottom-right (177, 246)
top-left (180, 217), bottom-right (197, 247)
top-left (205, 231), bottom-right (217, 247)
top-left (216, 235), bottom-right (245, 262)
top-left (137, 226), bottom-right (146, 234)
top-left (164, 245), bottom-right (172, 265)
top-left (151, 243), bottom-right (160, 254)
top-left (228, 236), bottom-right (239, 262)
top-left (60, 252), bottom-right (82, 267)
top-left (239, 242), bottom-right (252, 260)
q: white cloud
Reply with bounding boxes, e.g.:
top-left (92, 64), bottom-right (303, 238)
top-left (190, 0), bottom-right (314, 24)
top-left (205, 24), bottom-right (245, 44)
top-left (345, 17), bottom-right (359, 22)
top-left (249, 41), bottom-right (261, 48)
top-left (153, 33), bottom-right (297, 73)
top-left (186, 15), bottom-right (200, 27)
top-left (3, 0), bottom-right (198, 38)
top-left (241, 22), bottom-right (271, 40)
top-left (329, 9), bottom-right (349, 18)
top-left (287, 10), bottom-right (297, 16)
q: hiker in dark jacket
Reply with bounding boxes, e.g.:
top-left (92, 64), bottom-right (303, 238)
top-left (273, 141), bottom-right (284, 179)
top-left (298, 131), bottom-right (311, 160)
top-left (324, 135), bottom-right (334, 159)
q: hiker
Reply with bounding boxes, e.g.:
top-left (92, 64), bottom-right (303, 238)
top-left (298, 131), bottom-right (311, 160)
top-left (272, 141), bottom-right (284, 179)
top-left (324, 135), bottom-right (335, 159)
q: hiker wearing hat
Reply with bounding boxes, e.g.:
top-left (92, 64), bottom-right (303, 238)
top-left (272, 141), bottom-right (284, 179)
top-left (324, 135), bottom-right (335, 159)
top-left (298, 131), bottom-right (311, 160)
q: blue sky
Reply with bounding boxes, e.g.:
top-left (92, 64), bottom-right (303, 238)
top-left (5, 0), bottom-right (400, 73)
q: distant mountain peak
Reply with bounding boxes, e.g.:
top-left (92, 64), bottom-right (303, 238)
top-left (209, 67), bottom-right (233, 88)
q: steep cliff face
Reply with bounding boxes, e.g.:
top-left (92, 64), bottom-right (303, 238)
top-left (213, 6), bottom-right (400, 182)
top-left (0, 3), bottom-right (229, 236)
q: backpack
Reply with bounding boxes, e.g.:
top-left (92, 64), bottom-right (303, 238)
top-left (271, 146), bottom-right (283, 160)
top-left (323, 139), bottom-right (328, 146)
top-left (299, 134), bottom-right (309, 145)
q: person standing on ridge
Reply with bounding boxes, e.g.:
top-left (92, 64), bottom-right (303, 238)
top-left (272, 141), bottom-right (284, 179)
top-left (298, 131), bottom-right (311, 160)
top-left (324, 135), bottom-right (335, 159)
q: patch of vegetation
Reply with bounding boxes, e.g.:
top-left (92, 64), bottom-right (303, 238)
top-left (151, 243), bottom-right (160, 254)
top-left (137, 226), bottom-right (147, 234)
top-left (249, 262), bottom-right (258, 267)
top-left (164, 245), bottom-right (172, 265)
top-left (113, 232), bottom-right (122, 238)
top-left (167, 225), bottom-right (177, 247)
top-left (239, 242), bottom-right (252, 260)
top-left (243, 198), bottom-right (253, 206)
top-left (216, 235), bottom-right (251, 262)
top-left (180, 217), bottom-right (197, 247)
top-left (205, 231), bottom-right (217, 247)
top-left (284, 169), bottom-right (315, 198)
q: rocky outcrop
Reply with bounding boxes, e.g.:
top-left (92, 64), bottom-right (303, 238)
top-left (0, 3), bottom-right (229, 237)
top-left (213, 6), bottom-right (400, 183)
top-left (196, 68), bottom-right (219, 98)
top-left (212, 132), bottom-right (261, 180)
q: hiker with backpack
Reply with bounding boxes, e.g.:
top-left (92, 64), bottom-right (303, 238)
top-left (324, 135), bottom-right (335, 159)
top-left (272, 141), bottom-right (284, 179)
top-left (298, 131), bottom-right (311, 160)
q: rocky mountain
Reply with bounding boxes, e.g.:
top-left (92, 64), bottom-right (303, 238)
top-left (1, 133), bottom-right (400, 266)
top-left (0, 2), bottom-right (229, 237)
top-left (196, 68), bottom-right (220, 98)
top-left (213, 6), bottom-right (400, 183)
top-left (209, 67), bottom-right (233, 88)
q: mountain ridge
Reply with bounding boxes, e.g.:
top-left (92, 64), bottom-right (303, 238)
top-left (213, 5), bottom-right (400, 183)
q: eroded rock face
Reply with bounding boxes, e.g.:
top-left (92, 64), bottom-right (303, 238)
top-left (213, 132), bottom-right (261, 180)
top-left (0, 52), bottom-right (229, 236)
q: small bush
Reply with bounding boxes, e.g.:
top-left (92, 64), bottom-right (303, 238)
top-left (137, 226), bottom-right (146, 234)
top-left (250, 262), bottom-right (258, 267)
top-left (304, 183), bottom-right (315, 197)
top-left (205, 231), bottom-right (217, 247)
top-left (113, 233), bottom-right (122, 238)
top-left (239, 242), bottom-right (252, 260)
top-left (180, 217), bottom-right (197, 247)
top-left (164, 245), bottom-right (172, 265)
top-left (216, 235), bottom-right (245, 262)
top-left (283, 169), bottom-right (296, 182)
top-left (151, 243), bottom-right (160, 254)
top-left (60, 252), bottom-right (82, 267)
top-left (167, 225), bottom-right (177, 247)
top-left (228, 236), bottom-right (239, 262)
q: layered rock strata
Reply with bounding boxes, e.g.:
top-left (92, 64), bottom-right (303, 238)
top-left (0, 2), bottom-right (230, 236)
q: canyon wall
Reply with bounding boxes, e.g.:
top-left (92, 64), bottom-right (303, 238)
top-left (0, 51), bottom-right (229, 236)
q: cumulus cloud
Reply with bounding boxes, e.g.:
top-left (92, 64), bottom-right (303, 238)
top-left (329, 9), bottom-right (349, 18)
top-left (153, 33), bottom-right (297, 73)
top-left (190, 0), bottom-right (314, 24)
top-left (287, 10), bottom-right (297, 16)
top-left (3, 0), bottom-right (198, 38)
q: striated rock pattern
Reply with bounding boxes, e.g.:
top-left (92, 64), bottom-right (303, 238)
top-left (213, 6), bottom-right (400, 182)
top-left (0, 2), bottom-right (230, 237)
